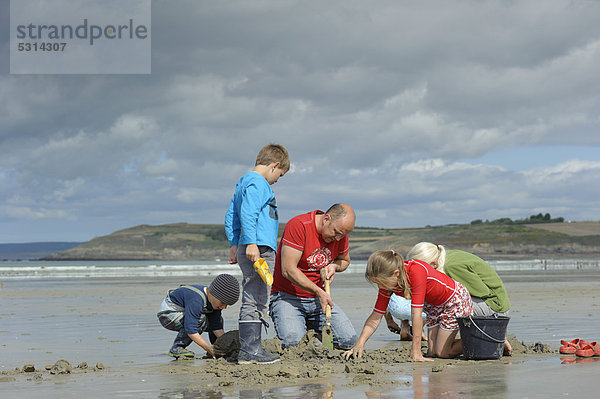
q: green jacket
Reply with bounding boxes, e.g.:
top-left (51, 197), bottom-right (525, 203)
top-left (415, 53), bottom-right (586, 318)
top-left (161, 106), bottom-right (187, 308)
top-left (444, 250), bottom-right (510, 313)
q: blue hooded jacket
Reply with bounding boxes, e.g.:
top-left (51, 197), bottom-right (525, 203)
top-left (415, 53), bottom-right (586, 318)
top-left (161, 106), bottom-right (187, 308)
top-left (225, 171), bottom-right (279, 251)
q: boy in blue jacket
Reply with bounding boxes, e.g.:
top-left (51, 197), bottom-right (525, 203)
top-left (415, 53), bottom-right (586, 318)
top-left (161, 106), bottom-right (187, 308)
top-left (225, 143), bottom-right (290, 364)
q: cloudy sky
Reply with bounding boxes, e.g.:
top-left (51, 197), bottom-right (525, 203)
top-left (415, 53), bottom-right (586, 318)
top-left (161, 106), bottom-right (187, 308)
top-left (1, 0), bottom-right (599, 243)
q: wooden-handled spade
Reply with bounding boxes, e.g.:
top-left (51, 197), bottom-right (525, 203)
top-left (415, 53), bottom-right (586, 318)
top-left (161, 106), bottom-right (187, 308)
top-left (322, 275), bottom-right (333, 349)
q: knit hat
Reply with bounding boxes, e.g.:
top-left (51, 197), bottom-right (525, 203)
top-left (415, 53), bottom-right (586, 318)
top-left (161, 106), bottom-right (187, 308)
top-left (208, 274), bottom-right (240, 306)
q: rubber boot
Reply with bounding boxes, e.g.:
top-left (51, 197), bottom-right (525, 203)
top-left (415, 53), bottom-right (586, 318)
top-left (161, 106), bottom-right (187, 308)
top-left (169, 329), bottom-right (195, 358)
top-left (237, 320), bottom-right (280, 364)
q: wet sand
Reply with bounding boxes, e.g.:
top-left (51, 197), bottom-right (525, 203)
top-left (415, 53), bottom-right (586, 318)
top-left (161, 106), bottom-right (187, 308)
top-left (1, 270), bottom-right (600, 398)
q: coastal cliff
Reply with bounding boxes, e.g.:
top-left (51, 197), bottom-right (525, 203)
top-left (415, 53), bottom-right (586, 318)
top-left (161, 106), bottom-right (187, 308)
top-left (42, 221), bottom-right (600, 261)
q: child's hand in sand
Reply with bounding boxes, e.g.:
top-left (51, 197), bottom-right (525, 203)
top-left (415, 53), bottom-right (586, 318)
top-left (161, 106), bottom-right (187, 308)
top-left (206, 344), bottom-right (216, 359)
top-left (343, 345), bottom-right (363, 360)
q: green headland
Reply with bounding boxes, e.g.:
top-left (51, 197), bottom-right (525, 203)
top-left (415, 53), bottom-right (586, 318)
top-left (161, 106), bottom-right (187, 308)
top-left (43, 217), bottom-right (600, 261)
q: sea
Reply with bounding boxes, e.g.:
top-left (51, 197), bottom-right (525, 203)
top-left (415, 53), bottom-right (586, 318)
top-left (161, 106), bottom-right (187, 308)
top-left (0, 257), bottom-right (599, 280)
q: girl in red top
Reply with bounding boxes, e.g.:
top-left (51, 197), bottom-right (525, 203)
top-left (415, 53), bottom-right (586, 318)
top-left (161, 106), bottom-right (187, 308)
top-left (344, 250), bottom-right (473, 362)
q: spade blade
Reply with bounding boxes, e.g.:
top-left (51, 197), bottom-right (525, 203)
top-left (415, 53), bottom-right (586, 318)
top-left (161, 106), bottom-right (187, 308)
top-left (322, 276), bottom-right (333, 348)
top-left (322, 310), bottom-right (333, 349)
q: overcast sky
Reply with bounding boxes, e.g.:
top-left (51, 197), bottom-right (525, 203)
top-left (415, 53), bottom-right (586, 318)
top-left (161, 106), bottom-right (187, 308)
top-left (1, 0), bottom-right (599, 243)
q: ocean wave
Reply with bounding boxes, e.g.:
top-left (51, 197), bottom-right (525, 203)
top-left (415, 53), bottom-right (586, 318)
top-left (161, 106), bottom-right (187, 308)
top-left (0, 260), bottom-right (241, 279)
top-left (0, 258), bottom-right (598, 280)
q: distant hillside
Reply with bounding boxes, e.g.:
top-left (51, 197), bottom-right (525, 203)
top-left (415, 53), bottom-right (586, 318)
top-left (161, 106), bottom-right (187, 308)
top-left (348, 222), bottom-right (600, 259)
top-left (43, 223), bottom-right (229, 260)
top-left (42, 221), bottom-right (600, 261)
top-left (0, 242), bottom-right (83, 260)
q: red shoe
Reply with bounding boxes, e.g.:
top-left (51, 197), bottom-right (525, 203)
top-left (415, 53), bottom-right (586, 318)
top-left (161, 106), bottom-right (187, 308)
top-left (575, 343), bottom-right (596, 358)
top-left (588, 341), bottom-right (600, 357)
top-left (560, 339), bottom-right (588, 354)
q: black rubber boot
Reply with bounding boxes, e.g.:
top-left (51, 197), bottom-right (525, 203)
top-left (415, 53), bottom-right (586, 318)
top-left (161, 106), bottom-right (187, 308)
top-left (237, 321), bottom-right (280, 364)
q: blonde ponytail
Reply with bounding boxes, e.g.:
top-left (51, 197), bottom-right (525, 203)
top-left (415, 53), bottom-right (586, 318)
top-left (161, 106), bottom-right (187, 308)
top-left (407, 242), bottom-right (446, 273)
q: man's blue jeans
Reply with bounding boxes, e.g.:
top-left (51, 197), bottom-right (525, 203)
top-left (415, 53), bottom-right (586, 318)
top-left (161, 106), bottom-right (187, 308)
top-left (269, 291), bottom-right (357, 349)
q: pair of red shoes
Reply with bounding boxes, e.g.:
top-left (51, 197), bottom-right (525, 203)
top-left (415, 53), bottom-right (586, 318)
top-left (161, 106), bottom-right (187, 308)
top-left (560, 339), bottom-right (600, 357)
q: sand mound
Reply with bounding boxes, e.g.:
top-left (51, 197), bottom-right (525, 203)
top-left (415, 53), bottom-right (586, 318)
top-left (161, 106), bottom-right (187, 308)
top-left (198, 330), bottom-right (415, 388)
top-left (213, 329), bottom-right (415, 363)
top-left (507, 334), bottom-right (554, 354)
top-left (194, 331), bottom-right (555, 389)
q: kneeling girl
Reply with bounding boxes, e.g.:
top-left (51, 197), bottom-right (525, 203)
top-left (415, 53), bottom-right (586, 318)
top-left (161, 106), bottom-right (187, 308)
top-left (344, 250), bottom-right (473, 361)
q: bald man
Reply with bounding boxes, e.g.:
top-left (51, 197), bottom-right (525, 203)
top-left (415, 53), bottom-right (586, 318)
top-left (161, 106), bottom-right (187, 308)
top-left (269, 203), bottom-right (358, 349)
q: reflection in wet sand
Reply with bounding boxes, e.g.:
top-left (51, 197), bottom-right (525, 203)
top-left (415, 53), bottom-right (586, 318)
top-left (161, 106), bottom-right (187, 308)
top-left (560, 356), bottom-right (600, 365)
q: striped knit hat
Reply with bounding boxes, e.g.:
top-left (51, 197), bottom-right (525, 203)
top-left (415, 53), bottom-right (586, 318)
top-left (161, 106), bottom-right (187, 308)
top-left (208, 274), bottom-right (240, 306)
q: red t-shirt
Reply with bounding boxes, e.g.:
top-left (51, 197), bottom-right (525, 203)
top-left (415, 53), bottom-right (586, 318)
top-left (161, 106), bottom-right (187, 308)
top-left (271, 210), bottom-right (350, 298)
top-left (374, 259), bottom-right (457, 314)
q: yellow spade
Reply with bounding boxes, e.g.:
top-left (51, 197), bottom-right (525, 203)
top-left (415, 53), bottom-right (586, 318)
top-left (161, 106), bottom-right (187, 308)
top-left (253, 258), bottom-right (273, 286)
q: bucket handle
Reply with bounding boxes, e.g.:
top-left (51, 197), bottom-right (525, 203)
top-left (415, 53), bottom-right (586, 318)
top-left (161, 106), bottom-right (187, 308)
top-left (466, 315), bottom-right (506, 343)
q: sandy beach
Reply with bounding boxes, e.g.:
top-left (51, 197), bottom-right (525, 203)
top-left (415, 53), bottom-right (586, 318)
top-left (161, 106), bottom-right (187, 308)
top-left (2, 270), bottom-right (600, 398)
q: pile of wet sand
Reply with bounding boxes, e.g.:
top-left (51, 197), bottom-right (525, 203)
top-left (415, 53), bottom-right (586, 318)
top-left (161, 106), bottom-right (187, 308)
top-left (2, 331), bottom-right (551, 388)
top-left (188, 330), bottom-right (412, 389)
top-left (213, 329), bottom-right (416, 363)
top-left (0, 360), bottom-right (105, 383)
top-left (182, 330), bottom-right (555, 389)
top-left (0, 332), bottom-right (556, 391)
top-left (507, 334), bottom-right (553, 354)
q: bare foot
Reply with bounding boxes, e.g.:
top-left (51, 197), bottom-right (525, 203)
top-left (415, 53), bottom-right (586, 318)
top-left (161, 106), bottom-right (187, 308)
top-left (400, 326), bottom-right (412, 341)
top-left (503, 339), bottom-right (513, 356)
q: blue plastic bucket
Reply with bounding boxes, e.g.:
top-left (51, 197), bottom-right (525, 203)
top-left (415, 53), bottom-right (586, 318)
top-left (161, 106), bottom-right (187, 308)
top-left (457, 315), bottom-right (509, 360)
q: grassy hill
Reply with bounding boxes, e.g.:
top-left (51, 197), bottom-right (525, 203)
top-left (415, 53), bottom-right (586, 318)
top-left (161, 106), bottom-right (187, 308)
top-left (348, 222), bottom-right (600, 259)
top-left (43, 221), bottom-right (600, 261)
top-left (43, 223), bottom-right (229, 260)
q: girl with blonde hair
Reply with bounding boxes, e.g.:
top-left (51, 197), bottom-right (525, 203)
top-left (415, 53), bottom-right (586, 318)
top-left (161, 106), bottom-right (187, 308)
top-left (407, 242), bottom-right (512, 355)
top-left (407, 242), bottom-right (447, 273)
top-left (343, 250), bottom-right (473, 361)
top-left (383, 241), bottom-right (446, 341)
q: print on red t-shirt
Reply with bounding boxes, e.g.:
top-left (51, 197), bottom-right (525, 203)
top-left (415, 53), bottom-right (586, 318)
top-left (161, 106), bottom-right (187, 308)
top-left (306, 247), bottom-right (333, 270)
